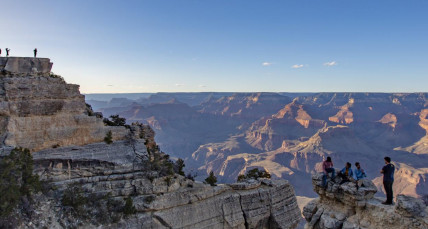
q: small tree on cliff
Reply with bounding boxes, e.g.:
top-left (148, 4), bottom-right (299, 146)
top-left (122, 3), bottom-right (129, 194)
top-left (103, 115), bottom-right (126, 127)
top-left (0, 148), bottom-right (41, 217)
top-left (205, 171), bottom-right (217, 186)
top-left (174, 158), bottom-right (185, 176)
top-left (104, 131), bottom-right (113, 144)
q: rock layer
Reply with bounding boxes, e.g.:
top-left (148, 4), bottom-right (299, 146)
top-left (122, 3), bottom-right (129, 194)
top-left (303, 173), bottom-right (428, 229)
top-left (25, 141), bottom-right (301, 229)
top-left (0, 57), bottom-right (127, 151)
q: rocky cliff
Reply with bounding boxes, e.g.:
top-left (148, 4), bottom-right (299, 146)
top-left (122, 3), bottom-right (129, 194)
top-left (302, 173), bottom-right (428, 229)
top-left (0, 57), bottom-right (127, 151)
top-left (2, 139), bottom-right (301, 229)
top-left (0, 57), bottom-right (302, 228)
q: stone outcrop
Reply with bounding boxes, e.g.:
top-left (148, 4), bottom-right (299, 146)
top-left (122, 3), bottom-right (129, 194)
top-left (0, 57), bottom-right (127, 151)
top-left (0, 57), bottom-right (53, 76)
top-left (303, 173), bottom-right (428, 229)
top-left (12, 140), bottom-right (301, 229)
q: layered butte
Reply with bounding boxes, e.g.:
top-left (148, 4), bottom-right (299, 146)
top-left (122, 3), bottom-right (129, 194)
top-left (0, 57), bottom-right (127, 151)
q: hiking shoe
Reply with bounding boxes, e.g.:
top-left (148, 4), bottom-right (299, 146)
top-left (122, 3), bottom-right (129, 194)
top-left (382, 201), bottom-right (393, 205)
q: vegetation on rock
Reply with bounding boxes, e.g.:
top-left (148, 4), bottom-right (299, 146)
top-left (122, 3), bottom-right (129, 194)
top-left (175, 158), bottom-right (185, 176)
top-left (237, 168), bottom-right (271, 182)
top-left (205, 171), bottom-right (217, 186)
top-left (104, 130), bottom-right (113, 144)
top-left (123, 197), bottom-right (136, 216)
top-left (0, 148), bottom-right (41, 217)
top-left (103, 115), bottom-right (127, 127)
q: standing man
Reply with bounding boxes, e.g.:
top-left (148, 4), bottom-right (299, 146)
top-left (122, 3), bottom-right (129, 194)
top-left (0, 48), bottom-right (2, 56)
top-left (6, 48), bottom-right (10, 57)
top-left (34, 48), bottom-right (37, 58)
top-left (381, 156), bottom-right (395, 205)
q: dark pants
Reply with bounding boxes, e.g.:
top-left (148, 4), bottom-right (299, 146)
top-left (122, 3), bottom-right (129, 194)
top-left (383, 180), bottom-right (394, 203)
top-left (338, 172), bottom-right (351, 184)
top-left (322, 168), bottom-right (335, 187)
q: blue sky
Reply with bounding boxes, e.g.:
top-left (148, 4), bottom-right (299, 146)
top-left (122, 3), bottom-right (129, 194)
top-left (2, 0), bottom-right (427, 93)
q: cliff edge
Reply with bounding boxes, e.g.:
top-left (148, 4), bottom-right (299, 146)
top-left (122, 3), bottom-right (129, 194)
top-left (0, 57), bottom-right (302, 229)
top-left (303, 173), bottom-right (428, 229)
top-left (0, 57), bottom-right (127, 151)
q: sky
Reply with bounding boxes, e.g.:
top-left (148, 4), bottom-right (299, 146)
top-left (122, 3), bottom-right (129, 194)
top-left (1, 0), bottom-right (427, 93)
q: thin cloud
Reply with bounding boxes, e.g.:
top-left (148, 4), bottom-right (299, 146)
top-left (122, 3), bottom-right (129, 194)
top-left (291, 64), bottom-right (304, 69)
top-left (175, 83), bottom-right (185, 87)
top-left (198, 85), bottom-right (207, 88)
top-left (324, 61), bottom-right (337, 66)
top-left (262, 62), bottom-right (273, 66)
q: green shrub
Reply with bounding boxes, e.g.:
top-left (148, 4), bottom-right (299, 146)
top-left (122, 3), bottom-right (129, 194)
top-left (104, 130), bottom-right (113, 144)
top-left (205, 171), bottom-right (217, 186)
top-left (61, 184), bottom-right (88, 216)
top-left (175, 158), bottom-right (185, 176)
top-left (0, 147), bottom-right (41, 217)
top-left (123, 197), bottom-right (136, 216)
top-left (236, 168), bottom-right (271, 182)
top-left (103, 115), bottom-right (126, 127)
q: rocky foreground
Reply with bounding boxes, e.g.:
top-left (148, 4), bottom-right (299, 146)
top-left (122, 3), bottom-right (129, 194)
top-left (303, 173), bottom-right (428, 229)
top-left (0, 139), bottom-right (302, 228)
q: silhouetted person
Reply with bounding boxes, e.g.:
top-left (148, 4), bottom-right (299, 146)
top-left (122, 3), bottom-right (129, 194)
top-left (34, 48), bottom-right (37, 58)
top-left (322, 156), bottom-right (335, 187)
top-left (0, 48), bottom-right (2, 56)
top-left (354, 162), bottom-right (366, 189)
top-left (338, 162), bottom-right (353, 184)
top-left (381, 156), bottom-right (395, 205)
top-left (6, 48), bottom-right (10, 57)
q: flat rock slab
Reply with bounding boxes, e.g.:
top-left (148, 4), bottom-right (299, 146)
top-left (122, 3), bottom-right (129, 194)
top-left (0, 57), bottom-right (52, 75)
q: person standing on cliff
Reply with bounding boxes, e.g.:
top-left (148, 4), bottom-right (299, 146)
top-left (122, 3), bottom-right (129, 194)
top-left (0, 48), bottom-right (2, 56)
top-left (322, 156), bottom-right (335, 188)
top-left (6, 48), bottom-right (10, 57)
top-left (381, 156), bottom-right (395, 205)
top-left (34, 48), bottom-right (37, 58)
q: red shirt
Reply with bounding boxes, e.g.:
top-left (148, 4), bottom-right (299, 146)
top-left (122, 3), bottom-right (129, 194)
top-left (323, 161), bottom-right (334, 174)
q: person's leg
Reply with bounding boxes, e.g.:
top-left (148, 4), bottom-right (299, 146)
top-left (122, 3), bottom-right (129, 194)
top-left (387, 181), bottom-right (393, 203)
top-left (322, 174), bottom-right (327, 187)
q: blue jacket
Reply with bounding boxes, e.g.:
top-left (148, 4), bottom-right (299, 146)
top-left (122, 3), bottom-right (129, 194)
top-left (354, 168), bottom-right (366, 180)
top-left (340, 167), bottom-right (353, 177)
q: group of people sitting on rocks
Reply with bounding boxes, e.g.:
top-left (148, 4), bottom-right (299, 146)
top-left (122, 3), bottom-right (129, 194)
top-left (321, 156), bottom-right (395, 205)
top-left (0, 48), bottom-right (38, 57)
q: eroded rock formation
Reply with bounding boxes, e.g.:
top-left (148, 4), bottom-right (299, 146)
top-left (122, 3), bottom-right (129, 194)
top-left (303, 173), bottom-right (428, 229)
top-left (0, 57), bottom-right (127, 151)
top-left (9, 140), bottom-right (302, 229)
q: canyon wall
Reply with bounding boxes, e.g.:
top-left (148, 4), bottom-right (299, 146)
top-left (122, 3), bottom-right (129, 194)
top-left (0, 57), bottom-right (127, 151)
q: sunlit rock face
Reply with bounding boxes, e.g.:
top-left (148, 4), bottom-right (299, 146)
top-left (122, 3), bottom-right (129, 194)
top-left (302, 173), bottom-right (428, 229)
top-left (0, 57), bottom-right (127, 151)
top-left (0, 57), bottom-right (53, 76)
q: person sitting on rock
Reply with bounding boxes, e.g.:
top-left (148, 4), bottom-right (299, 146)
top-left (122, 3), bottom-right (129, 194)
top-left (354, 162), bottom-right (366, 189)
top-left (322, 156), bottom-right (335, 187)
top-left (338, 162), bottom-right (353, 184)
